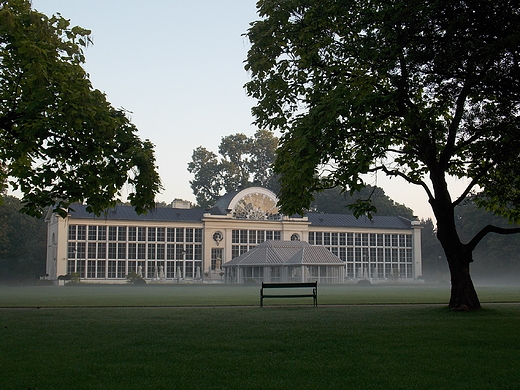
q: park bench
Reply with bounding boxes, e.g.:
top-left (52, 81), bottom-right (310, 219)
top-left (260, 282), bottom-right (318, 307)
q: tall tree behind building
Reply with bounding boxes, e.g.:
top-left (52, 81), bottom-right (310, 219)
top-left (0, 196), bottom-right (46, 282)
top-left (188, 130), bottom-right (278, 208)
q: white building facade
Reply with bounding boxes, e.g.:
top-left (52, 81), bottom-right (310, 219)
top-left (45, 187), bottom-right (423, 284)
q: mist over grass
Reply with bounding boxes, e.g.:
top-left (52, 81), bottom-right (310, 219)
top-left (1, 284), bottom-right (519, 308)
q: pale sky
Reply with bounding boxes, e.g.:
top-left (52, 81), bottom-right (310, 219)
top-left (29, 0), bottom-right (469, 221)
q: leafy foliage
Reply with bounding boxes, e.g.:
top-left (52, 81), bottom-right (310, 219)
top-left (245, 0), bottom-right (520, 220)
top-left (245, 0), bottom-right (520, 310)
top-left (0, 0), bottom-right (161, 217)
top-left (311, 185), bottom-right (415, 219)
top-left (187, 129), bottom-right (278, 208)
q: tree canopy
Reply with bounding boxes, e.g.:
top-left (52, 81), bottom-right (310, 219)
top-left (187, 129), bottom-right (278, 208)
top-left (245, 0), bottom-right (520, 310)
top-left (0, 0), bottom-right (161, 217)
top-left (311, 186), bottom-right (415, 219)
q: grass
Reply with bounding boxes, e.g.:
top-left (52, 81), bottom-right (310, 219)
top-left (0, 284), bottom-right (519, 389)
top-left (1, 283), bottom-right (520, 307)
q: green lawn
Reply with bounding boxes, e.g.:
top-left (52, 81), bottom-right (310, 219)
top-left (0, 285), bottom-right (519, 389)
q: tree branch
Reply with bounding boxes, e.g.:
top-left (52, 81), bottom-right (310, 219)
top-left (467, 225), bottom-right (520, 252)
top-left (377, 165), bottom-right (435, 201)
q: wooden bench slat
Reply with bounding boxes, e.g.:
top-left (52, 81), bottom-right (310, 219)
top-left (260, 281), bottom-right (318, 307)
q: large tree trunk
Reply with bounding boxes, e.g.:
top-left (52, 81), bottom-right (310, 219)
top-left (447, 255), bottom-right (481, 311)
top-left (431, 185), bottom-right (482, 311)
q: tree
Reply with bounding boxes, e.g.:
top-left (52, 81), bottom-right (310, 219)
top-left (311, 185), bottom-right (415, 219)
top-left (454, 198), bottom-right (520, 282)
top-left (187, 129), bottom-right (278, 208)
top-left (245, 0), bottom-right (520, 310)
top-left (0, 195), bottom-right (46, 282)
top-left (0, 0), bottom-right (161, 217)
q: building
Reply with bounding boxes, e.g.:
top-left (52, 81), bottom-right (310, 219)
top-left (45, 187), bottom-right (422, 284)
top-left (223, 240), bottom-right (346, 284)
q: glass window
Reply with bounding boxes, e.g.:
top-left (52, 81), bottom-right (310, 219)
top-left (88, 243), bottom-right (96, 259)
top-left (128, 227), bottom-right (136, 242)
top-left (138, 227), bottom-right (146, 241)
top-left (137, 244), bottom-right (146, 259)
top-left (76, 243), bottom-right (86, 258)
top-left (308, 232), bottom-right (315, 245)
top-left (167, 228), bottom-right (175, 242)
top-left (324, 232), bottom-right (331, 246)
top-left (176, 228), bottom-right (184, 243)
top-left (128, 243), bottom-right (136, 259)
top-left (68, 243), bottom-right (76, 259)
top-left (87, 260), bottom-right (96, 278)
top-left (67, 260), bottom-right (75, 274)
top-left (148, 244), bottom-right (156, 259)
top-left (118, 227), bottom-right (127, 241)
top-left (185, 244), bottom-right (194, 260)
top-left (108, 226), bottom-right (117, 241)
top-left (157, 227), bottom-right (165, 242)
top-left (194, 244), bottom-right (202, 260)
top-left (175, 244), bottom-right (185, 260)
top-left (107, 261), bottom-right (116, 278)
top-left (147, 261), bottom-right (155, 278)
top-left (68, 225), bottom-right (76, 241)
top-left (157, 244), bottom-right (165, 260)
top-left (97, 243), bottom-right (106, 259)
top-left (77, 225), bottom-right (86, 241)
top-left (186, 228), bottom-right (194, 243)
top-left (88, 226), bottom-right (97, 241)
top-left (118, 243), bottom-right (126, 259)
top-left (98, 226), bottom-right (107, 241)
top-left (108, 243), bottom-right (116, 259)
top-left (148, 227), bottom-right (156, 242)
top-left (117, 261), bottom-right (126, 278)
top-left (167, 244), bottom-right (175, 260)
top-left (128, 261), bottom-right (137, 274)
top-left (97, 260), bottom-right (106, 278)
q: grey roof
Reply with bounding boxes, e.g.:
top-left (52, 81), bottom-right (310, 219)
top-left (67, 204), bottom-right (206, 223)
top-left (223, 241), bottom-right (344, 267)
top-left (306, 213), bottom-right (412, 229)
top-left (209, 190), bottom-right (240, 215)
top-left (65, 204), bottom-right (413, 229)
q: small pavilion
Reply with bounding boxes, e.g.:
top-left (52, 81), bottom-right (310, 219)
top-left (222, 240), bottom-right (345, 284)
